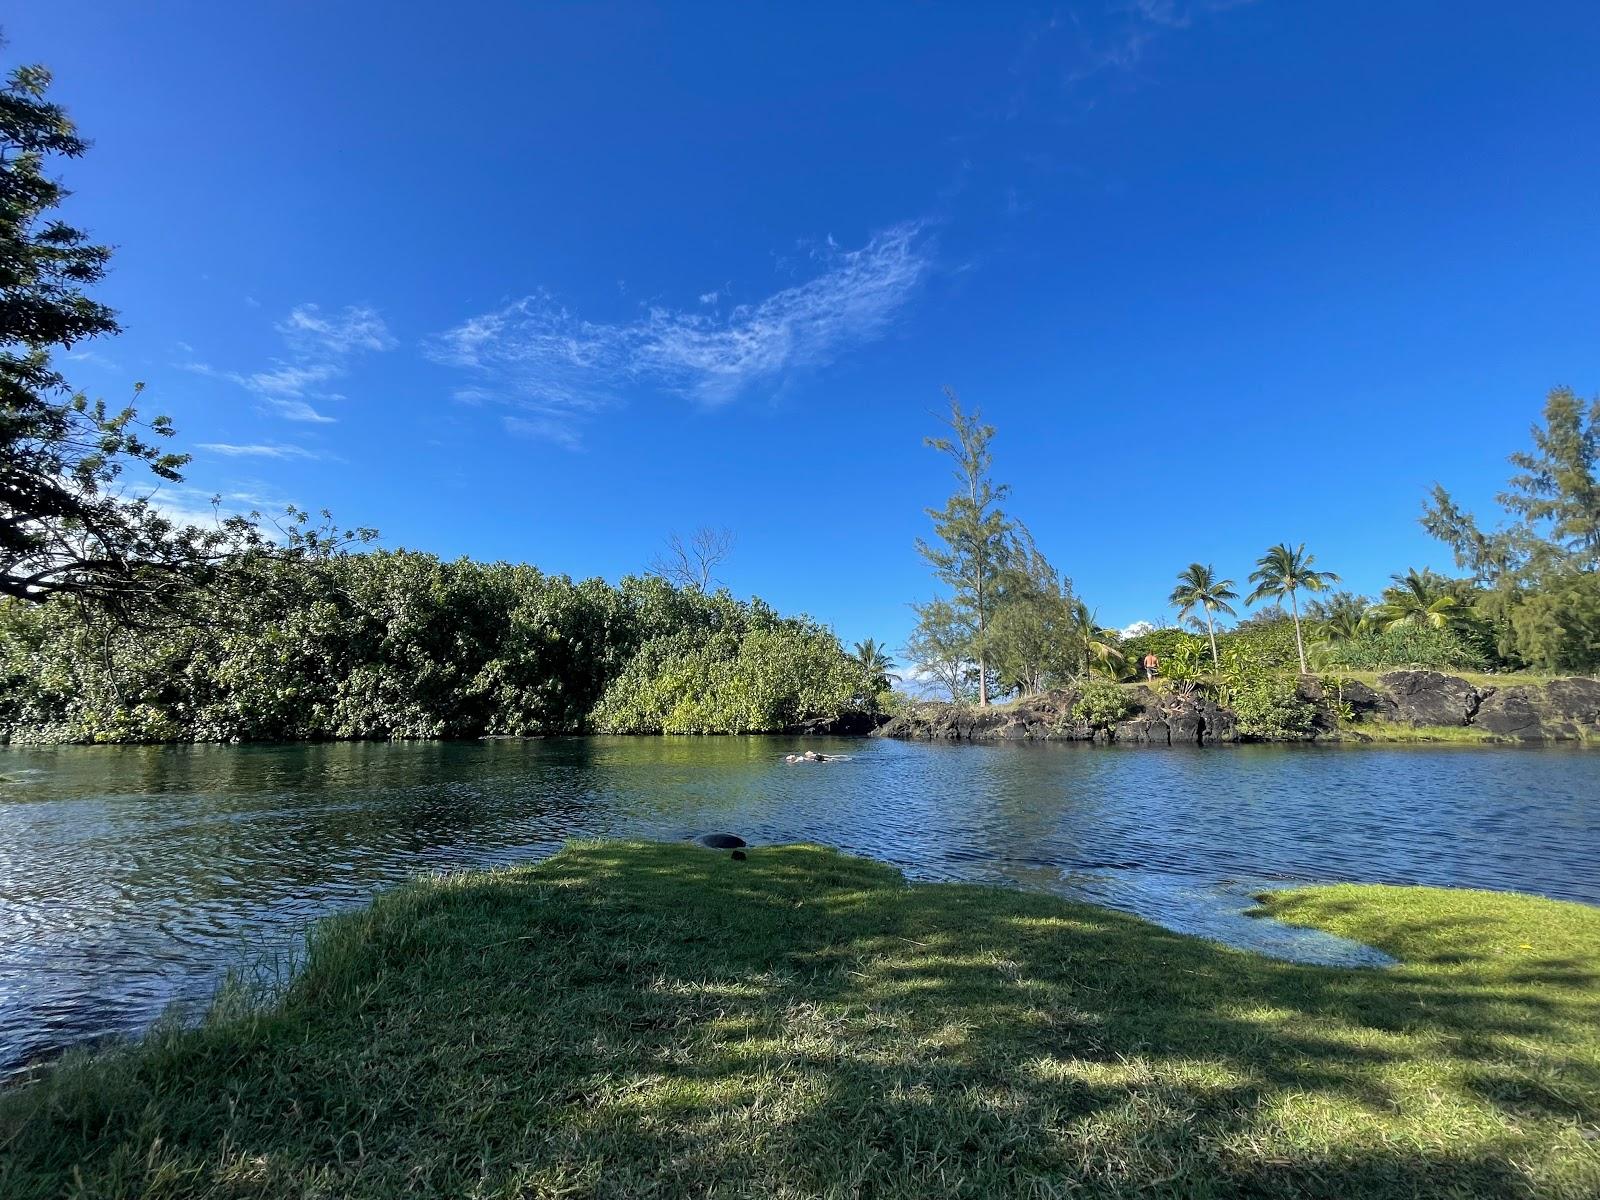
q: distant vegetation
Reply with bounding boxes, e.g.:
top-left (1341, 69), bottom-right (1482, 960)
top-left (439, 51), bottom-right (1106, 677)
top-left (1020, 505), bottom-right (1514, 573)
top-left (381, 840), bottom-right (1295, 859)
top-left (909, 387), bottom-right (1600, 705)
top-left (0, 554), bottom-right (886, 742)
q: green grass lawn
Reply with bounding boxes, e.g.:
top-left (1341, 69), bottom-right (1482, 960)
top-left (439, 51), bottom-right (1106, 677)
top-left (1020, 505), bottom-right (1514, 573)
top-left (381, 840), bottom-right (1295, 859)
top-left (3, 842), bottom-right (1598, 1198)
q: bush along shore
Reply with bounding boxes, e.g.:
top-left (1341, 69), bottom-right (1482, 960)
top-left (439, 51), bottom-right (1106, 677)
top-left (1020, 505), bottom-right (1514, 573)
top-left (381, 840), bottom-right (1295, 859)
top-left (2, 841), bottom-right (1598, 1199)
top-left (877, 670), bottom-right (1600, 745)
top-left (0, 559), bottom-right (892, 745)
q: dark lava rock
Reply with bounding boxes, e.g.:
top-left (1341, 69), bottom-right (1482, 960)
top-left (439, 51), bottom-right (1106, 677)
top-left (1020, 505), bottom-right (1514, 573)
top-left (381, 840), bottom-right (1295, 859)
top-left (1473, 687), bottom-right (1548, 740)
top-left (1378, 670), bottom-right (1479, 726)
top-left (1544, 678), bottom-right (1600, 729)
top-left (696, 833), bottom-right (747, 849)
top-left (1340, 680), bottom-right (1395, 721)
top-left (876, 686), bottom-right (1242, 745)
top-left (1113, 715), bottom-right (1171, 745)
top-left (786, 711), bottom-right (887, 736)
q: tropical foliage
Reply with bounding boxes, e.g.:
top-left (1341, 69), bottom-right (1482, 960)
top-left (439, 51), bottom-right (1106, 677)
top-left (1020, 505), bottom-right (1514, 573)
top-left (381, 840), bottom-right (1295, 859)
top-left (1319, 624), bottom-right (1487, 672)
top-left (852, 639), bottom-right (898, 695)
top-left (1070, 680), bottom-right (1134, 729)
top-left (1371, 569), bottom-right (1460, 631)
top-left (1307, 592), bottom-right (1372, 646)
top-left (0, 556), bottom-right (878, 743)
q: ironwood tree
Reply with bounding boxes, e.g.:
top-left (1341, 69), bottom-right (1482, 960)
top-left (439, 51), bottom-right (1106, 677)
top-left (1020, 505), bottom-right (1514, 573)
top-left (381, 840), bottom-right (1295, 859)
top-left (913, 389), bottom-right (1015, 705)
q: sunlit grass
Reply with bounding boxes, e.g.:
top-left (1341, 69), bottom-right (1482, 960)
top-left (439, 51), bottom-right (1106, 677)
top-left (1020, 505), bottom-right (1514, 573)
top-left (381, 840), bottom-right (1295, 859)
top-left (1341, 721), bottom-right (1499, 744)
top-left (1340, 668), bottom-right (1575, 689)
top-left (3, 842), bottom-right (1597, 1198)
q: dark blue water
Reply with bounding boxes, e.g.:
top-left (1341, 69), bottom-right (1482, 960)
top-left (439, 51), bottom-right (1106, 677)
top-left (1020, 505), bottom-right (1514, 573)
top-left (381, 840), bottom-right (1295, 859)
top-left (1, 737), bottom-right (1595, 1077)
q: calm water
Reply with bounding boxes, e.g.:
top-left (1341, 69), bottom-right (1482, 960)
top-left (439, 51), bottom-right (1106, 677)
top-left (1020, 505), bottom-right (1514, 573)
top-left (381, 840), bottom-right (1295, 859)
top-left (1, 737), bottom-right (1596, 1077)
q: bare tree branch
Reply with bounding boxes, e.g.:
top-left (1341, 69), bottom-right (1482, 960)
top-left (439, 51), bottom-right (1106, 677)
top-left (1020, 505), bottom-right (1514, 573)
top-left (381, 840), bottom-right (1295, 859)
top-left (648, 527), bottom-right (734, 592)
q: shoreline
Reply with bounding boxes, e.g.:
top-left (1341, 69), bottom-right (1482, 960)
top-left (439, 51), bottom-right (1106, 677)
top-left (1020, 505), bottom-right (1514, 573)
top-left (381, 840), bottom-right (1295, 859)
top-left (877, 669), bottom-right (1600, 746)
top-left (4, 671), bottom-right (1596, 749)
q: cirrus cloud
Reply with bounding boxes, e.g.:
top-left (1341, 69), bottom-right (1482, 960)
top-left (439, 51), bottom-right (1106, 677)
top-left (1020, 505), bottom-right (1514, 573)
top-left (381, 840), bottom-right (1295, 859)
top-left (180, 304), bottom-right (395, 423)
top-left (426, 221), bottom-right (933, 446)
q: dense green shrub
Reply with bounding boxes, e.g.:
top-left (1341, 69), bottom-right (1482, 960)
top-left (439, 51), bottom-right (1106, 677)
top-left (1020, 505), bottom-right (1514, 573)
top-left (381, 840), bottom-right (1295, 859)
top-left (591, 624), bottom-right (867, 734)
top-left (1225, 676), bottom-right (1319, 739)
top-left (0, 551), bottom-right (872, 743)
top-left (1214, 638), bottom-right (1319, 738)
top-left (1071, 680), bottom-right (1135, 729)
top-left (1216, 617), bottom-right (1301, 671)
top-left (1322, 624), bottom-right (1488, 671)
top-left (1152, 641), bottom-right (1210, 697)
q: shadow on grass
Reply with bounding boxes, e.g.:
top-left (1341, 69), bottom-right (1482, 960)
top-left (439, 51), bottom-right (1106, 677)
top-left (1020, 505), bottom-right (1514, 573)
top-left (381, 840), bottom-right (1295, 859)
top-left (2, 841), bottom-right (1597, 1198)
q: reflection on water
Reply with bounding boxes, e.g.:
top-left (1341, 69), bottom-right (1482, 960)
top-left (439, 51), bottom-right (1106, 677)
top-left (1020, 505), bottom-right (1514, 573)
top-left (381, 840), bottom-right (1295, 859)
top-left (1, 737), bottom-right (1596, 1075)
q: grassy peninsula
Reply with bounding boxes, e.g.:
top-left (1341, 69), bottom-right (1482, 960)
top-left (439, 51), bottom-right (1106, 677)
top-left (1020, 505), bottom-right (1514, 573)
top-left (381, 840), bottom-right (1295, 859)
top-left (3, 842), bottom-right (1597, 1199)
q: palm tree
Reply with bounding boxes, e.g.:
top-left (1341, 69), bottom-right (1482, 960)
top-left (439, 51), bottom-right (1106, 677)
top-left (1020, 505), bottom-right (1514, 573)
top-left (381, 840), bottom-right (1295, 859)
top-left (1372, 568), bottom-right (1459, 631)
top-left (1067, 599), bottom-right (1124, 680)
top-left (1247, 543), bottom-right (1340, 673)
top-left (852, 638), bottom-right (899, 693)
top-left (1167, 563), bottom-right (1238, 668)
top-left (1089, 649), bottom-right (1137, 682)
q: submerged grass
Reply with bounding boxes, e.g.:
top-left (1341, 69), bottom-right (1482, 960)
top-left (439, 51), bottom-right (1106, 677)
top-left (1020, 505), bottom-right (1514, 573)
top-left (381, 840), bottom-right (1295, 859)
top-left (2, 841), bottom-right (1598, 1198)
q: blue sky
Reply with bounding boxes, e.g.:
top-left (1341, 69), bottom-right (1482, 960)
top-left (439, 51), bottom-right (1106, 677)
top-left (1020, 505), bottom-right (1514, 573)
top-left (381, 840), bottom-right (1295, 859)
top-left (9, 1), bottom-right (1600, 653)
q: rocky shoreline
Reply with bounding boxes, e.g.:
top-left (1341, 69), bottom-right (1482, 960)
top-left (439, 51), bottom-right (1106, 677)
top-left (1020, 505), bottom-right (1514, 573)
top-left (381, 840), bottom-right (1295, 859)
top-left (874, 670), bottom-right (1600, 745)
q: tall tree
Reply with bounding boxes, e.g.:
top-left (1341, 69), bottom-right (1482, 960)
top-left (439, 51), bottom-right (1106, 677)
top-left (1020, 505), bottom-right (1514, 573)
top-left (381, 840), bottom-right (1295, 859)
top-left (1501, 387), bottom-right (1600, 566)
top-left (1246, 543), bottom-right (1339, 673)
top-left (1423, 388), bottom-right (1600, 670)
top-left (0, 61), bottom-right (246, 616)
top-left (1166, 562), bottom-right (1237, 668)
top-left (914, 389), bottom-right (1012, 705)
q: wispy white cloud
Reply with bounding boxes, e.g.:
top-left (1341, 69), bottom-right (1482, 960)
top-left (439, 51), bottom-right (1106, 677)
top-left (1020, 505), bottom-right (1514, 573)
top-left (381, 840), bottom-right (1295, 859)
top-left (1017, 0), bottom-right (1258, 90)
top-left (279, 304), bottom-right (396, 355)
top-left (198, 442), bottom-right (324, 461)
top-left (65, 347), bottom-right (118, 369)
top-left (426, 222), bottom-right (933, 446)
top-left (180, 304), bottom-right (393, 423)
top-left (180, 361), bottom-right (339, 422)
top-left (504, 414), bottom-right (583, 450)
